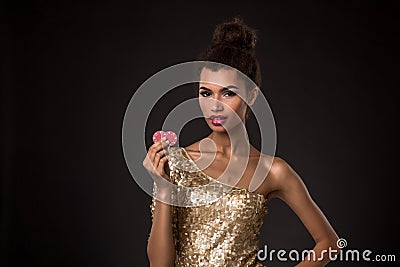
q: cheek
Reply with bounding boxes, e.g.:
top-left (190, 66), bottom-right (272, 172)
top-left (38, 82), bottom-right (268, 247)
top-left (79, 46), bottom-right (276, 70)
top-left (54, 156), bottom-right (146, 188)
top-left (198, 98), bottom-right (208, 111)
top-left (230, 99), bottom-right (247, 114)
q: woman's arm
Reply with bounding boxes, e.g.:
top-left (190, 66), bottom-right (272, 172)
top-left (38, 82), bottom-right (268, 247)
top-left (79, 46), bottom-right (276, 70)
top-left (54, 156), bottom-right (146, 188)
top-left (267, 157), bottom-right (340, 266)
top-left (143, 138), bottom-right (175, 267)
top-left (147, 199), bottom-right (175, 267)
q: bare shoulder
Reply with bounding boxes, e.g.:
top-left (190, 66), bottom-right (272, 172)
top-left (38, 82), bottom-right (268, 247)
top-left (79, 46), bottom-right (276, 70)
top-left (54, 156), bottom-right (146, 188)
top-left (256, 155), bottom-right (300, 199)
top-left (268, 156), bottom-right (291, 179)
top-left (266, 157), bottom-right (305, 201)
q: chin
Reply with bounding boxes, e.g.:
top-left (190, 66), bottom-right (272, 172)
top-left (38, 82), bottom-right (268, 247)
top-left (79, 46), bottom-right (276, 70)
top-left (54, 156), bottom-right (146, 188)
top-left (206, 121), bottom-right (226, 132)
top-left (209, 125), bottom-right (227, 132)
top-left (210, 122), bottom-right (243, 133)
top-left (205, 118), bottom-right (244, 133)
top-left (211, 128), bottom-right (227, 133)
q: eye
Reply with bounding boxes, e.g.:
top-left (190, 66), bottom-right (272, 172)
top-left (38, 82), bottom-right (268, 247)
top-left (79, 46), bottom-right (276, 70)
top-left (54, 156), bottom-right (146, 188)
top-left (199, 91), bottom-right (211, 97)
top-left (223, 91), bottom-right (237, 97)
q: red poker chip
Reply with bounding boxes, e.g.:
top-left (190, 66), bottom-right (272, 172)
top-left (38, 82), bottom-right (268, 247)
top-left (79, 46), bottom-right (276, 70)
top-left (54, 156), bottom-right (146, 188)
top-left (152, 130), bottom-right (177, 146)
top-left (152, 130), bottom-right (165, 143)
top-left (164, 131), bottom-right (177, 146)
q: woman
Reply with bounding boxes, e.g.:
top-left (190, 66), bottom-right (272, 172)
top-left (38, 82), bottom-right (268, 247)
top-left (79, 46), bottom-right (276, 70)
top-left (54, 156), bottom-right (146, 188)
top-left (144, 18), bottom-right (340, 267)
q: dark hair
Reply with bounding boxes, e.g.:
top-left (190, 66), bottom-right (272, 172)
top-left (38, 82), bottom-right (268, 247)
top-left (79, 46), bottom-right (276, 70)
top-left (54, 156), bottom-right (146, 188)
top-left (196, 17), bottom-right (261, 119)
top-left (197, 17), bottom-right (261, 88)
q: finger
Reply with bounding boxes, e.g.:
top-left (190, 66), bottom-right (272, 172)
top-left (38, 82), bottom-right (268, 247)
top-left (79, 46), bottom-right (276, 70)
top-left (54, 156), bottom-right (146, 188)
top-left (142, 154), bottom-right (151, 168)
top-left (156, 153), bottom-right (168, 169)
top-left (150, 138), bottom-right (168, 164)
top-left (155, 149), bottom-right (166, 160)
top-left (156, 156), bottom-right (168, 178)
top-left (153, 149), bottom-right (168, 174)
top-left (146, 145), bottom-right (161, 172)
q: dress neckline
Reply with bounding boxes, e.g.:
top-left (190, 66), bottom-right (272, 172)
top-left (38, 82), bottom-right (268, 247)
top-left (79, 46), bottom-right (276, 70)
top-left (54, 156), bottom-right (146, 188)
top-left (180, 147), bottom-right (267, 201)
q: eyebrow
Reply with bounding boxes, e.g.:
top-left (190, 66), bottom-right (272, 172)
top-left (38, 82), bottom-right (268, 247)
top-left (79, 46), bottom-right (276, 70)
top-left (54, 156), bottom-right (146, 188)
top-left (199, 85), bottom-right (239, 91)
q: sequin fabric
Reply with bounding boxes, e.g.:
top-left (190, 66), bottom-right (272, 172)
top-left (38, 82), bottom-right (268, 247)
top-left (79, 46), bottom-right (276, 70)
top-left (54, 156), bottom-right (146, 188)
top-left (150, 146), bottom-right (268, 267)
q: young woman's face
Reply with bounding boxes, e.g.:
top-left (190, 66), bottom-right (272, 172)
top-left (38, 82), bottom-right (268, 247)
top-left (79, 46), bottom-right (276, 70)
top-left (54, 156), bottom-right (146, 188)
top-left (198, 68), bottom-right (249, 133)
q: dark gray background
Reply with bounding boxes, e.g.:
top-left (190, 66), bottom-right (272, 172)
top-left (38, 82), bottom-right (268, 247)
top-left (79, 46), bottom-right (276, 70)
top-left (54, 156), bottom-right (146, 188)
top-left (1, 1), bottom-right (398, 266)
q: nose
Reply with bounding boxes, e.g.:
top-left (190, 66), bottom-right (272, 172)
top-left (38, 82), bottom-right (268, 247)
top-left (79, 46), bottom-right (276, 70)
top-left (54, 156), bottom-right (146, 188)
top-left (210, 97), bottom-right (223, 112)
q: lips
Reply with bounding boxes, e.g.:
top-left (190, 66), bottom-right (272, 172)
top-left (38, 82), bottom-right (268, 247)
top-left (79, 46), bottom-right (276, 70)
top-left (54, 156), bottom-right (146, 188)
top-left (209, 115), bottom-right (227, 125)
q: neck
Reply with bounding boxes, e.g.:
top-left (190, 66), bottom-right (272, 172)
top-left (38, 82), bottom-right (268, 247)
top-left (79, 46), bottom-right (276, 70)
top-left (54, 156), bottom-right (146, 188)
top-left (207, 123), bottom-right (250, 157)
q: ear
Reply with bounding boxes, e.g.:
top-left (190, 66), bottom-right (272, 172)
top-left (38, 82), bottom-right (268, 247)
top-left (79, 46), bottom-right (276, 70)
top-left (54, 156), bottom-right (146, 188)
top-left (247, 87), bottom-right (259, 106)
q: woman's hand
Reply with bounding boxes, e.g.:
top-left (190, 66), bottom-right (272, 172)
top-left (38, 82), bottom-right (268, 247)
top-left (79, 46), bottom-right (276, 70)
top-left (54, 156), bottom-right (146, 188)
top-left (143, 136), bottom-right (171, 182)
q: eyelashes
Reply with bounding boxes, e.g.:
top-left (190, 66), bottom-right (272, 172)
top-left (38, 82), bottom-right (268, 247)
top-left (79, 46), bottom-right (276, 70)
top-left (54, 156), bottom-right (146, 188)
top-left (199, 91), bottom-right (237, 97)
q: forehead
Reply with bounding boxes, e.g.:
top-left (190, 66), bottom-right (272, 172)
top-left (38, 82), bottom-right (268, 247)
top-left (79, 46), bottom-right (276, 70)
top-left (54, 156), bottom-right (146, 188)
top-left (199, 68), bottom-right (245, 88)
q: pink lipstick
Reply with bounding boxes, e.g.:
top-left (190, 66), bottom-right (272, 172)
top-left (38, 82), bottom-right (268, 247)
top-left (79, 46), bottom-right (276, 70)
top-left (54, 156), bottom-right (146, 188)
top-left (209, 115), bottom-right (227, 126)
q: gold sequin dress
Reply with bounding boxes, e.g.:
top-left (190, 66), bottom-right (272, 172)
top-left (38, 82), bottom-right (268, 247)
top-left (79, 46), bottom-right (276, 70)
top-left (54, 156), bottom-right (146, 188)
top-left (150, 146), bottom-right (268, 267)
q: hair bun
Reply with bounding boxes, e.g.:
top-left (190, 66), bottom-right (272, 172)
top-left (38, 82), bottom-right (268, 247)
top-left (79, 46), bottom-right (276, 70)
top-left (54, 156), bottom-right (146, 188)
top-left (212, 17), bottom-right (256, 50)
